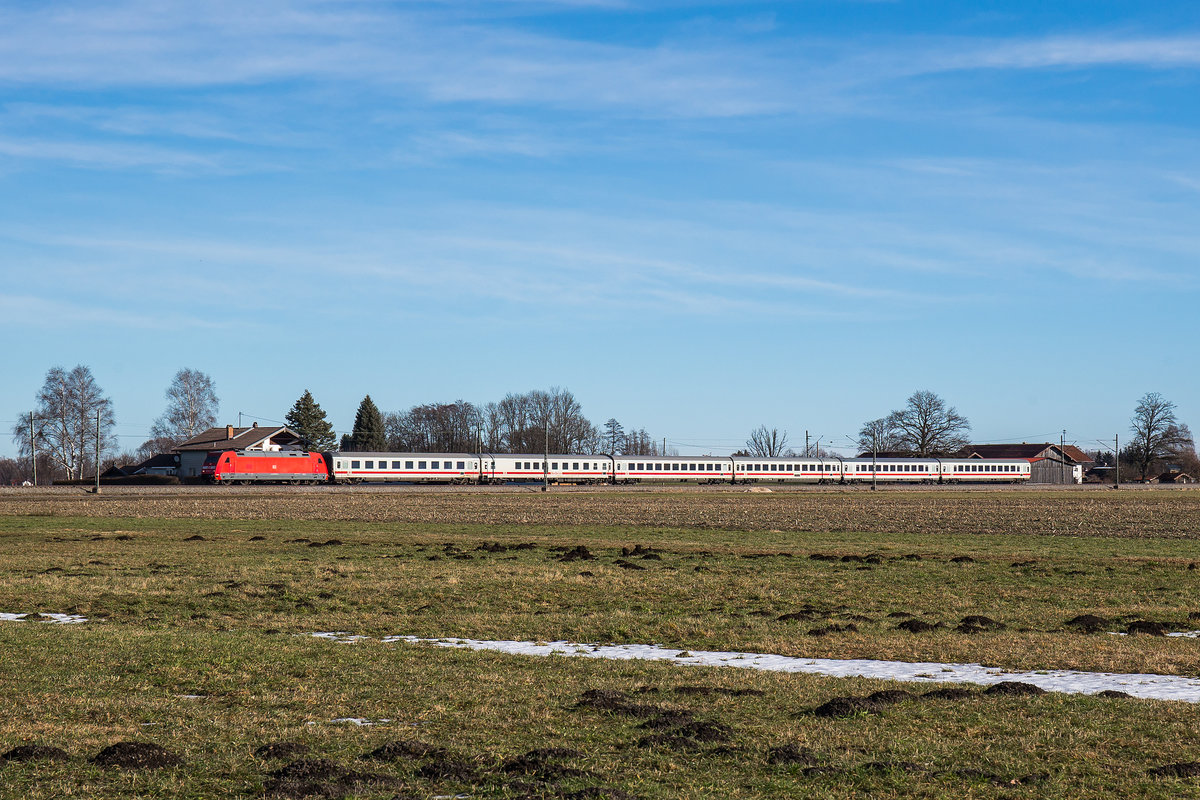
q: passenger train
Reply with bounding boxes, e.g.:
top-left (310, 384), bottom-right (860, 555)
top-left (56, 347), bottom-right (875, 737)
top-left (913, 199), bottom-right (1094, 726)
top-left (202, 449), bottom-right (1032, 485)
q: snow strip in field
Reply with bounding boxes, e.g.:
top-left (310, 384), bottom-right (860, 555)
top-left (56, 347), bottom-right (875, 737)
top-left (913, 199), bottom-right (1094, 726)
top-left (311, 633), bottom-right (1200, 703)
top-left (0, 612), bottom-right (89, 624)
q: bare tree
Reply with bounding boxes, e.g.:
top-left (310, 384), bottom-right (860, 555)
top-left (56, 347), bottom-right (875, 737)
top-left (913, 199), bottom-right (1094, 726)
top-left (11, 365), bottom-right (116, 480)
top-left (603, 419), bottom-right (625, 454)
top-left (1130, 392), bottom-right (1194, 481)
top-left (481, 402), bottom-right (504, 452)
top-left (747, 425), bottom-right (789, 457)
top-left (136, 436), bottom-right (179, 461)
top-left (885, 390), bottom-right (970, 456)
top-left (857, 417), bottom-right (902, 455)
top-left (623, 428), bottom-right (660, 456)
top-left (385, 401), bottom-right (481, 452)
top-left (149, 368), bottom-right (219, 448)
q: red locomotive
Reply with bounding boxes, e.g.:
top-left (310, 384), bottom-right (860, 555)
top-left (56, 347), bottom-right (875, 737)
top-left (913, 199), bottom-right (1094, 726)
top-left (201, 450), bottom-right (329, 484)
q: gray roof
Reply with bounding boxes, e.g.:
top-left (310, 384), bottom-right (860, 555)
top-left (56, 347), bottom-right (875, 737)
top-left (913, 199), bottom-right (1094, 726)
top-left (174, 425), bottom-right (299, 452)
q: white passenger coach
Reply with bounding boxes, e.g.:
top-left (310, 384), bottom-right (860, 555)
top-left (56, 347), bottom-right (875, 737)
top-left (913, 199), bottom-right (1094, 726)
top-left (328, 452), bottom-right (1031, 484)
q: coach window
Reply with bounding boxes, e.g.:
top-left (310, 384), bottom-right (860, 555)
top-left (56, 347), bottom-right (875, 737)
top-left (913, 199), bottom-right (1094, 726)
top-left (583, 462), bottom-right (590, 470)
top-left (351, 460), bottom-right (360, 469)
top-left (431, 461), bottom-right (440, 469)
top-left (418, 461), bottom-right (427, 469)
top-left (552, 462), bottom-right (558, 470)
top-left (405, 460), bottom-right (413, 469)
top-left (365, 460), bottom-right (374, 469)
top-left (457, 461), bottom-right (465, 470)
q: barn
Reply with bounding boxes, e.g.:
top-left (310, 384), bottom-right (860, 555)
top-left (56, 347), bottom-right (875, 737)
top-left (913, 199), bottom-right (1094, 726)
top-left (959, 444), bottom-right (1094, 485)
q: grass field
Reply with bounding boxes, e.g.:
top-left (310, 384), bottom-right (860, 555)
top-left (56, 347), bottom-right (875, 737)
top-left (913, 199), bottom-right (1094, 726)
top-left (2, 487), bottom-right (1200, 798)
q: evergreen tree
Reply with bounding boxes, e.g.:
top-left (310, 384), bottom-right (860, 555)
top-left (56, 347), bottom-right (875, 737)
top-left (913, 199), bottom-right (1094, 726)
top-left (350, 394), bottom-right (386, 452)
top-left (285, 390), bottom-right (337, 452)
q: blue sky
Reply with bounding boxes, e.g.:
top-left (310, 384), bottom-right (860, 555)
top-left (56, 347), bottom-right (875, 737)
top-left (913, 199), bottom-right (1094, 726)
top-left (2, 0), bottom-right (1198, 457)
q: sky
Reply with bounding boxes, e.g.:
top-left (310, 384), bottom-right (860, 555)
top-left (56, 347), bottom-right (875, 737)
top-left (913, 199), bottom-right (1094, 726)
top-left (2, 0), bottom-right (1198, 458)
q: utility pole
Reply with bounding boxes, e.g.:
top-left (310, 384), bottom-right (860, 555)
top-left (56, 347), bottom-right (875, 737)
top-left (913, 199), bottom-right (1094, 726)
top-left (29, 412), bottom-right (37, 487)
top-left (662, 437), bottom-right (666, 457)
top-left (872, 441), bottom-right (878, 492)
top-left (542, 416), bottom-right (549, 492)
top-left (94, 408), bottom-right (101, 495)
top-left (1060, 429), bottom-right (1066, 485)
top-left (1114, 434), bottom-right (1120, 490)
top-left (805, 430), bottom-right (810, 457)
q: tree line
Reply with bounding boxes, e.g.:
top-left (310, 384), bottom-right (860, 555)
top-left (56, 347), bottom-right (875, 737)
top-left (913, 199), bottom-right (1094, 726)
top-left (5, 368), bottom-right (1195, 484)
top-left (335, 387), bottom-right (668, 457)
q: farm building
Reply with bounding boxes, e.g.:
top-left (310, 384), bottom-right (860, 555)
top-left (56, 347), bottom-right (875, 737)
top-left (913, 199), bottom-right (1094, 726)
top-left (959, 444), bottom-right (1093, 484)
top-left (1157, 468), bottom-right (1195, 485)
top-left (173, 424), bottom-right (303, 480)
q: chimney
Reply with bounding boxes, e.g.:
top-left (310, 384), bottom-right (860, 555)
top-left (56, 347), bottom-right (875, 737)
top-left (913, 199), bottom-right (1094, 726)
top-left (226, 425), bottom-right (234, 439)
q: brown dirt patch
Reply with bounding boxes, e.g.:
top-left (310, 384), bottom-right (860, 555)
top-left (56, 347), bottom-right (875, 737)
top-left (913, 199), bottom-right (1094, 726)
top-left (812, 697), bottom-right (877, 718)
top-left (1149, 762), bottom-right (1200, 778)
top-left (255, 742), bottom-right (310, 760)
top-left (91, 741), bottom-right (183, 770)
top-left (1127, 620), bottom-right (1169, 636)
top-left (896, 619), bottom-right (941, 633)
top-left (983, 681), bottom-right (1046, 697)
top-left (364, 739), bottom-right (446, 761)
top-left (2, 744), bottom-right (69, 762)
top-left (558, 546), bottom-right (595, 562)
top-left (766, 743), bottom-right (815, 765)
top-left (922, 687), bottom-right (976, 701)
top-left (266, 757), bottom-right (400, 798)
top-left (1065, 614), bottom-right (1111, 633)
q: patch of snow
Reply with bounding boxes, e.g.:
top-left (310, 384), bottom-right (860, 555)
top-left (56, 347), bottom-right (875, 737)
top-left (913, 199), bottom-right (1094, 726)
top-left (1109, 630), bottom-right (1200, 639)
top-left (176, 694), bottom-right (205, 700)
top-left (344, 634), bottom-right (1200, 703)
top-left (0, 612), bottom-right (89, 624)
top-left (311, 631), bottom-right (368, 643)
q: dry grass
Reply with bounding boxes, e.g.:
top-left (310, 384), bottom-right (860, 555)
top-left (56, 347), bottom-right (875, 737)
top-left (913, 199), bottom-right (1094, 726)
top-left (2, 485), bottom-right (1200, 538)
top-left (2, 489), bottom-right (1200, 798)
